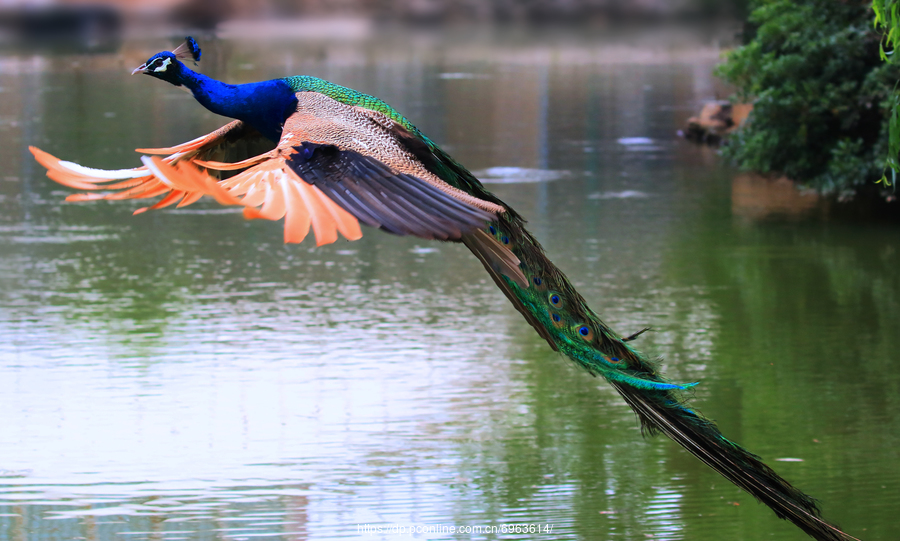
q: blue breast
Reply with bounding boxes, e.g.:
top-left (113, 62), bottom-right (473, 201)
top-left (191, 77), bottom-right (298, 142)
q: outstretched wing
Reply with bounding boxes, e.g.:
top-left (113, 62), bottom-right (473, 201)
top-left (31, 92), bottom-right (512, 262)
top-left (194, 93), bottom-right (507, 246)
top-left (30, 120), bottom-right (272, 213)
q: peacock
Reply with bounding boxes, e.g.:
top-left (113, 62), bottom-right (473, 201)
top-left (30, 37), bottom-right (859, 541)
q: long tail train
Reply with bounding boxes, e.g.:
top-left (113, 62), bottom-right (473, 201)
top-left (466, 211), bottom-right (860, 541)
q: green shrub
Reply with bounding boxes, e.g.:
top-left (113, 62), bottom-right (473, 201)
top-left (715, 0), bottom-right (899, 197)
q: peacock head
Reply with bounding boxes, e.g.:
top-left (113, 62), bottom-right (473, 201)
top-left (132, 37), bottom-right (201, 85)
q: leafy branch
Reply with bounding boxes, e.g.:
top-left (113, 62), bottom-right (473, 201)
top-left (873, 0), bottom-right (900, 187)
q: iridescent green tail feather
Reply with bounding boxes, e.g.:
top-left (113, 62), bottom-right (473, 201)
top-left (464, 213), bottom-right (859, 541)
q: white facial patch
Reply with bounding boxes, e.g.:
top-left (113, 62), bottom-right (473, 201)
top-left (152, 57), bottom-right (172, 73)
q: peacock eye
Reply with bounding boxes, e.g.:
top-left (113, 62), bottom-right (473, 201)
top-left (150, 57), bottom-right (171, 73)
top-left (549, 310), bottom-right (565, 328)
top-left (549, 294), bottom-right (561, 306)
top-left (575, 323), bottom-right (594, 341)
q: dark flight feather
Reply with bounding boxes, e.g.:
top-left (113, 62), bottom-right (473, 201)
top-left (285, 142), bottom-right (497, 240)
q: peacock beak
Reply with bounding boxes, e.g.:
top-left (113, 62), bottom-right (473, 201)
top-left (132, 63), bottom-right (148, 75)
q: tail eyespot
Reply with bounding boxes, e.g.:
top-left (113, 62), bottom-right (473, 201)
top-left (549, 311), bottom-right (565, 328)
top-left (549, 293), bottom-right (562, 307)
top-left (577, 325), bottom-right (594, 341)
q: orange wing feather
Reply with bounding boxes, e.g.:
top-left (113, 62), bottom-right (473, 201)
top-left (200, 151), bottom-right (361, 246)
top-left (279, 175), bottom-right (311, 244)
top-left (29, 121), bottom-right (363, 247)
top-left (134, 120), bottom-right (245, 155)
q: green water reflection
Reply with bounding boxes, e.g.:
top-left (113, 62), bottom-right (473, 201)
top-left (0, 26), bottom-right (896, 541)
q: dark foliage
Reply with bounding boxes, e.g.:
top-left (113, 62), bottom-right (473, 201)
top-left (716, 0), bottom-right (900, 197)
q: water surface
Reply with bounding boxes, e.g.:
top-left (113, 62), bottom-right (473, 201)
top-left (0, 25), bottom-right (896, 540)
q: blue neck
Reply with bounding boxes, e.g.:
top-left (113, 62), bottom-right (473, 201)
top-left (177, 69), bottom-right (297, 143)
